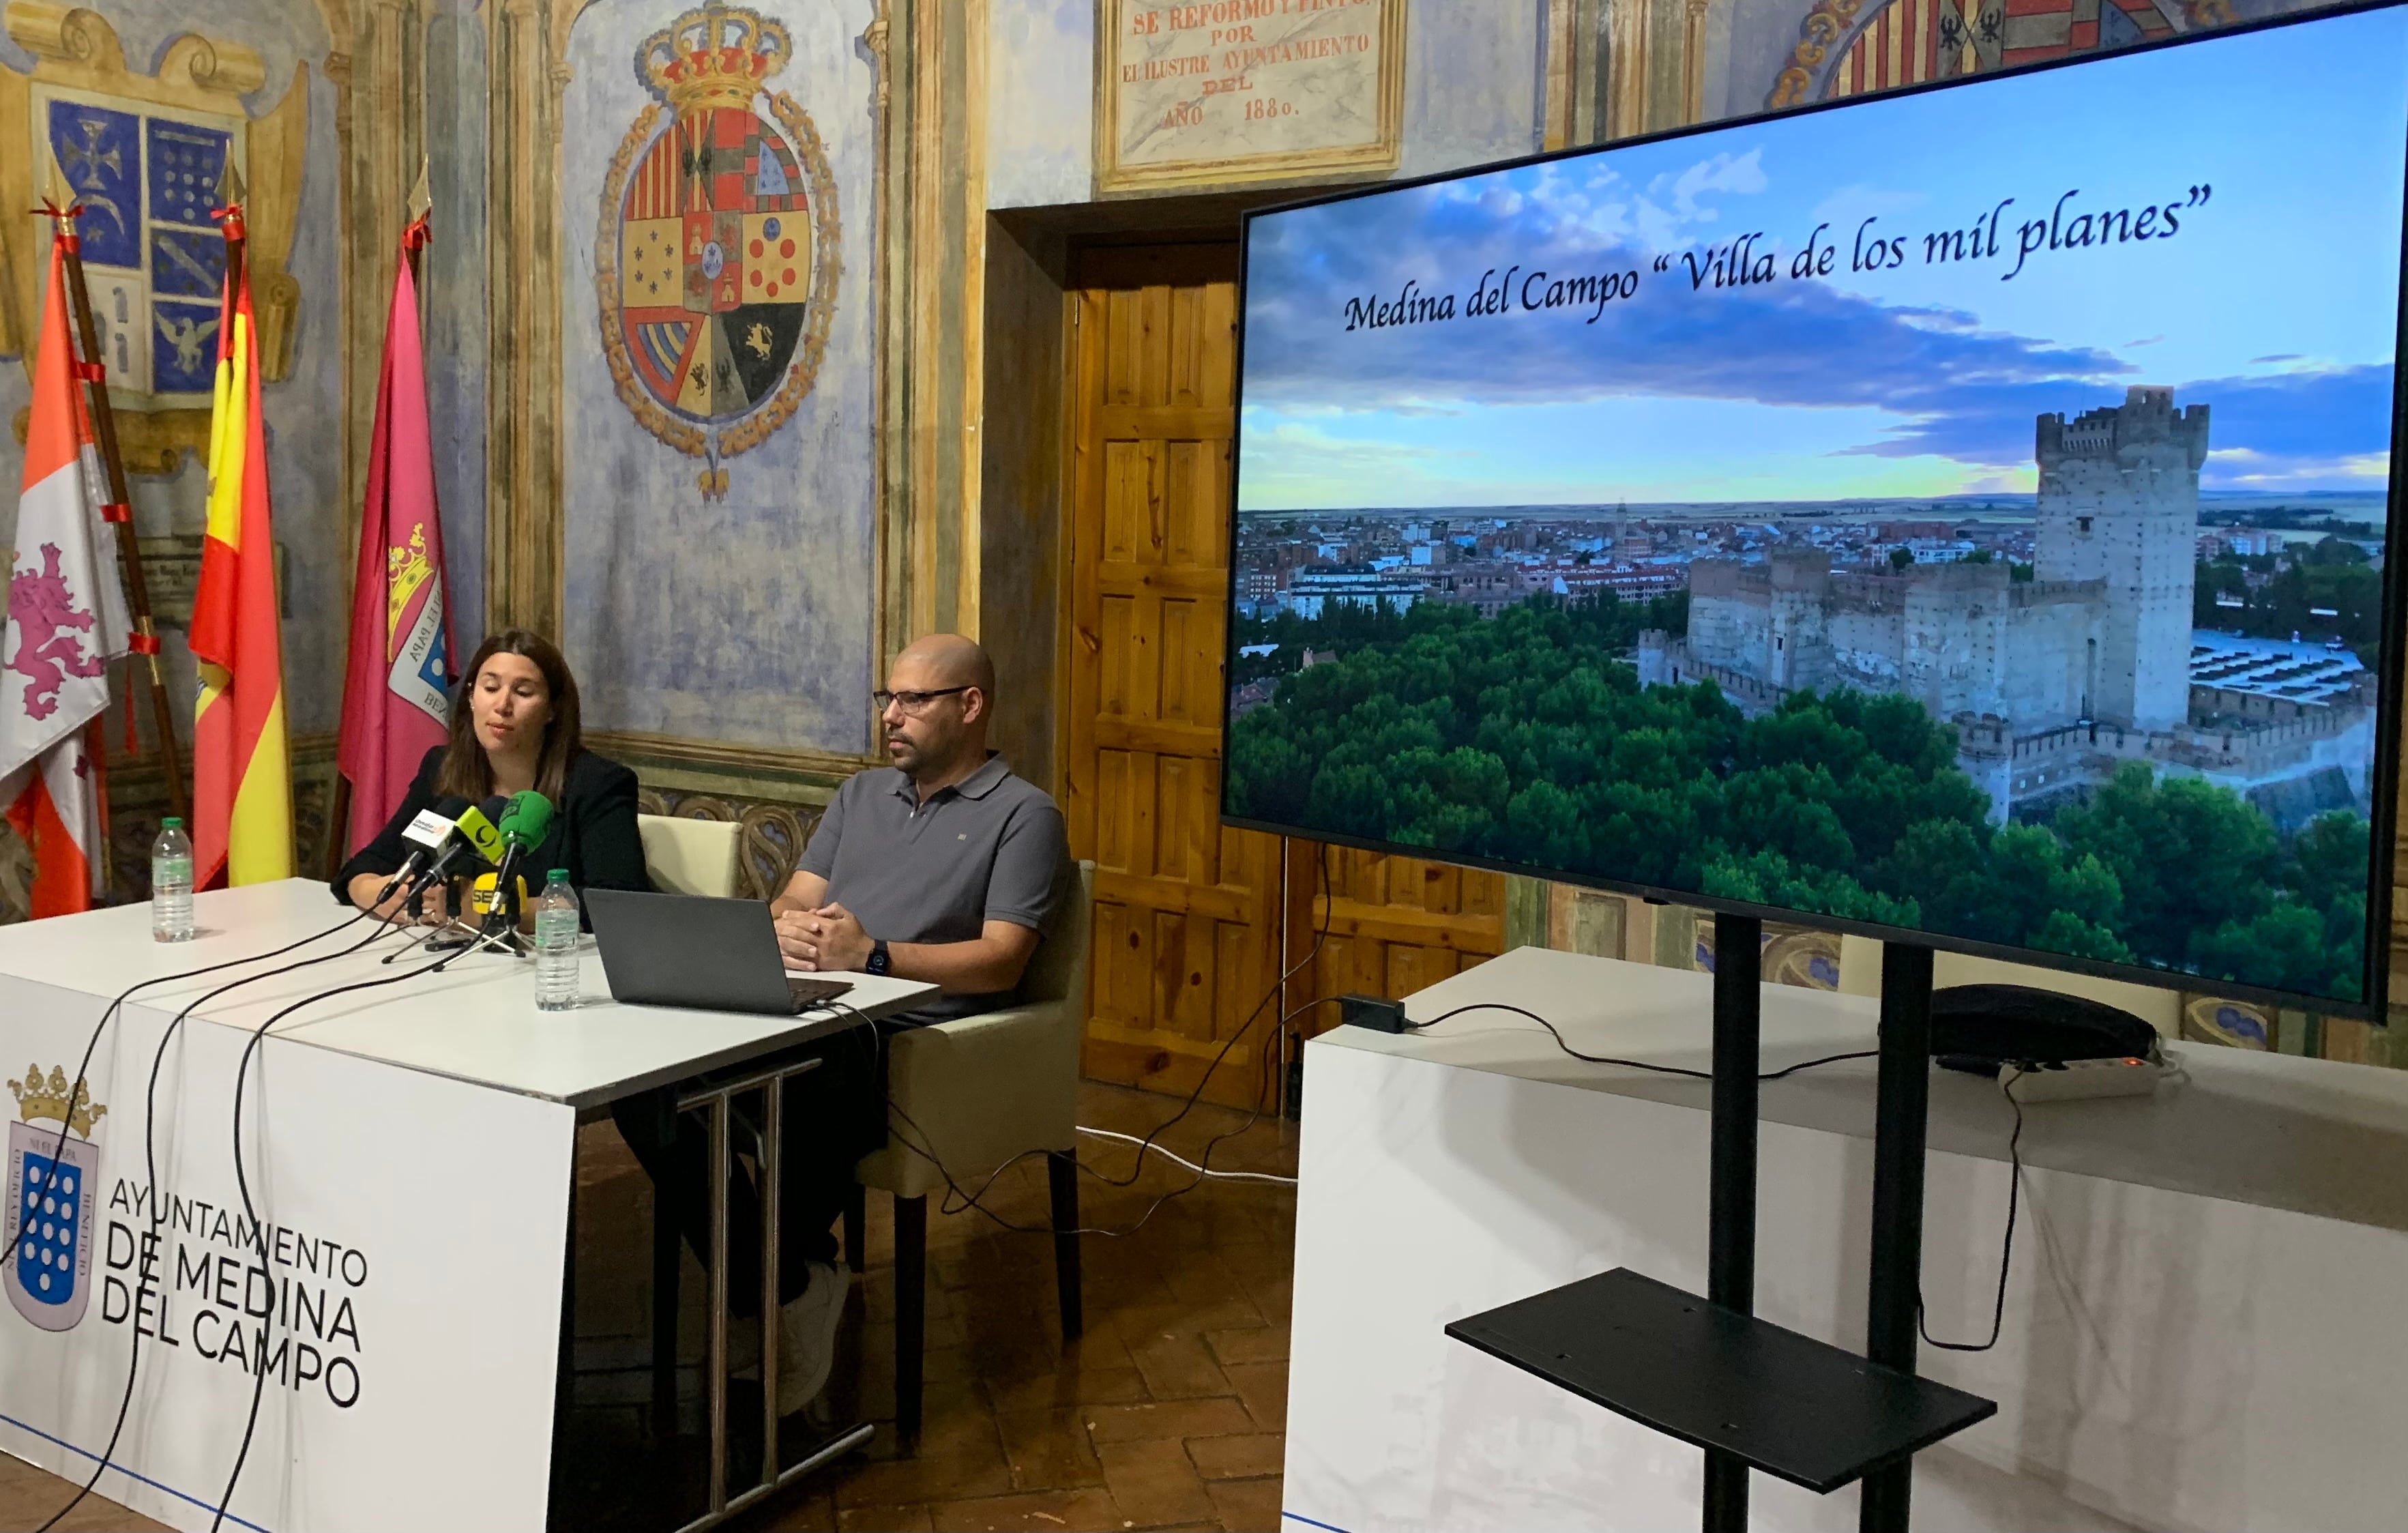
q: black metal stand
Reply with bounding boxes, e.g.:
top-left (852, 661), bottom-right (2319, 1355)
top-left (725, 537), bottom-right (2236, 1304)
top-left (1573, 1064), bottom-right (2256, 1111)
top-left (1860, 943), bottom-right (1935, 1533)
top-left (1703, 916), bottom-right (1762, 1532)
top-left (1444, 936), bottom-right (1991, 1532)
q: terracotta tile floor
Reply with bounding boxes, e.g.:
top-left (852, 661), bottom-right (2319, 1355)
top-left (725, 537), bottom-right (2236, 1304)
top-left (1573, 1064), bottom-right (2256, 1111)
top-left (0, 1081), bottom-right (1302, 1533)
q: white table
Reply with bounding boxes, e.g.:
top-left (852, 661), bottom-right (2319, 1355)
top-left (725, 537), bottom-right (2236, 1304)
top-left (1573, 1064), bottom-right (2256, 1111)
top-left (1282, 945), bottom-right (2408, 1533)
top-left (0, 879), bottom-right (934, 1532)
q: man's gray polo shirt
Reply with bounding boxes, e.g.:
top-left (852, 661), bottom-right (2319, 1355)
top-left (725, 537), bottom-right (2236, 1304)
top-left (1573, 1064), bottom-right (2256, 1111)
top-left (797, 753), bottom-right (1068, 1021)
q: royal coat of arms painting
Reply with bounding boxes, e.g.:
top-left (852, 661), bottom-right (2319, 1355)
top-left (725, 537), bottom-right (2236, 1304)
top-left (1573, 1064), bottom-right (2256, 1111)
top-left (598, 3), bottom-right (840, 499)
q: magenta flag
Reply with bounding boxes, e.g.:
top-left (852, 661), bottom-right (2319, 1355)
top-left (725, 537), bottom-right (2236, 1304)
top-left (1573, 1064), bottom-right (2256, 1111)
top-left (336, 223), bottom-right (452, 855)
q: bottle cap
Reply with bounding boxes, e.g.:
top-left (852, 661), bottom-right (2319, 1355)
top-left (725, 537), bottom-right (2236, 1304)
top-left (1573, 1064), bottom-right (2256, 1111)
top-left (546, 867), bottom-right (569, 884)
top-left (162, 817), bottom-right (182, 829)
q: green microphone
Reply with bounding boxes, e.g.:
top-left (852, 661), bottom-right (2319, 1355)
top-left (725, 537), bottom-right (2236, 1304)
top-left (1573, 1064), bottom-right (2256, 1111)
top-left (483, 791), bottom-right (557, 934)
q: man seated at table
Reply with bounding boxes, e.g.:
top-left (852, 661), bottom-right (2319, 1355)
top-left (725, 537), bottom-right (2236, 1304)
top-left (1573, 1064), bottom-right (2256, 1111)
top-left (614, 633), bottom-right (1068, 1415)
top-left (772, 632), bottom-right (1068, 1010)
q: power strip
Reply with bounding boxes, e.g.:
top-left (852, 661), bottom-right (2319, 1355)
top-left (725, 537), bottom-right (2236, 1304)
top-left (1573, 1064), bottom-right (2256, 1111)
top-left (2001, 1055), bottom-right (2163, 1103)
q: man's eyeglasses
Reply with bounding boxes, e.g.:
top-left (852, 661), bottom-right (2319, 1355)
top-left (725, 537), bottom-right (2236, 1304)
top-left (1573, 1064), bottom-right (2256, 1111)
top-left (874, 685), bottom-right (972, 713)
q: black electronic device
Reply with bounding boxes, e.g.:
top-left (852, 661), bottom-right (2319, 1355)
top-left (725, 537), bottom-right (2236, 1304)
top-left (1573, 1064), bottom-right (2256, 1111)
top-left (1929, 984), bottom-right (2160, 1075)
top-left (1340, 993), bottom-right (1409, 1033)
top-left (585, 888), bottom-right (855, 1016)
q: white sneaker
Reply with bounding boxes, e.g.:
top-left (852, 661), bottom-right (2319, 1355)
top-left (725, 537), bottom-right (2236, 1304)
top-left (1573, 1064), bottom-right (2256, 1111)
top-left (776, 1259), bottom-right (847, 1416)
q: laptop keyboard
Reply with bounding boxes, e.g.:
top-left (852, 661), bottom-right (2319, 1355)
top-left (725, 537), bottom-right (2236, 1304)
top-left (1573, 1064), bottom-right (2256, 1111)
top-left (787, 976), bottom-right (854, 1010)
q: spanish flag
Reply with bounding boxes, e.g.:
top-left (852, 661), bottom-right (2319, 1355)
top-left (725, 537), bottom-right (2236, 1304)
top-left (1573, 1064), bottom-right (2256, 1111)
top-left (190, 201), bottom-right (292, 887)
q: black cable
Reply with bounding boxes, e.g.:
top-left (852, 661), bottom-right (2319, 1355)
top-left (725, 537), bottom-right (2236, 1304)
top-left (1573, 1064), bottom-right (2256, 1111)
top-left (71, 912), bottom-right (412, 1533)
top-left (797, 995), bottom-right (1266, 1242)
top-left (211, 951), bottom-right (454, 1533)
top-left (1919, 1069), bottom-right (2026, 1354)
top-left (1076, 843), bottom-right (1335, 1194)
top-left (865, 993), bottom-right (1339, 1241)
top-left (30, 905), bottom-right (394, 1533)
top-left (870, 845), bottom-right (1338, 1233)
top-left (1405, 1002), bottom-right (1878, 1081)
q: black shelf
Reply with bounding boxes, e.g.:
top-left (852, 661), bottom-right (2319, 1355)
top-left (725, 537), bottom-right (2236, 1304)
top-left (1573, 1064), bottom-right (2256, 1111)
top-left (1445, 1267), bottom-right (1996, 1495)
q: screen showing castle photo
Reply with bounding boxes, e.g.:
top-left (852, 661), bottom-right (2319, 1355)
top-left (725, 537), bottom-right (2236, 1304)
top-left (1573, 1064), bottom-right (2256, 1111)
top-left (1224, 3), bottom-right (2408, 1009)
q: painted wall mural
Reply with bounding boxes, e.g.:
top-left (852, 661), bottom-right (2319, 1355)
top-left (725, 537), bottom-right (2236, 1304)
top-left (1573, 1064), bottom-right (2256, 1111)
top-left (0, 0), bottom-right (345, 922)
top-left (596, 2), bottom-right (840, 501)
top-left (0, 0), bottom-right (343, 742)
top-left (561, 0), bottom-right (878, 757)
top-left (1765, 0), bottom-right (2250, 108)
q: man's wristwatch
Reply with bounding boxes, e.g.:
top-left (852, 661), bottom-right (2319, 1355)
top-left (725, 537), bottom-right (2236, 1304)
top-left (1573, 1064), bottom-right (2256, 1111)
top-left (866, 939), bottom-right (890, 976)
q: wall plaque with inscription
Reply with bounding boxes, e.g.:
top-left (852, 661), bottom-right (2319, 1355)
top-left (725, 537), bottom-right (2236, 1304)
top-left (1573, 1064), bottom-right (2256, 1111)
top-left (1097, 0), bottom-right (1405, 192)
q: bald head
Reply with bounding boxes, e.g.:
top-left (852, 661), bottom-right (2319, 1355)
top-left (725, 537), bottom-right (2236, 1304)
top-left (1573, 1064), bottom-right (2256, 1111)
top-left (882, 634), bottom-right (997, 787)
top-left (894, 633), bottom-right (996, 696)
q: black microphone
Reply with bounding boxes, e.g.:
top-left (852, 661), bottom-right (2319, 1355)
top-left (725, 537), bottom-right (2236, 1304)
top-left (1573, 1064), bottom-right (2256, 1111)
top-left (371, 795), bottom-right (474, 906)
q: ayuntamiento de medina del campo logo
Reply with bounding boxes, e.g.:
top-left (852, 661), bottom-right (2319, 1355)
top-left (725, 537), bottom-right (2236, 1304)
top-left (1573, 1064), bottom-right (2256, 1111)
top-left (8, 1065), bottom-right (107, 1332)
top-left (598, 3), bottom-right (840, 501)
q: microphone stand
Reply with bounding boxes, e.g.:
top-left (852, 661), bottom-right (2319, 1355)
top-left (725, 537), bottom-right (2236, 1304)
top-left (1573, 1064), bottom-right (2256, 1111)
top-left (428, 920), bottom-right (525, 970)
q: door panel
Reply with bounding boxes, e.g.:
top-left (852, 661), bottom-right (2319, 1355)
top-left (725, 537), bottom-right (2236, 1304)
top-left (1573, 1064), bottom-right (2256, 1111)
top-left (1067, 248), bottom-right (1276, 1105)
top-left (1065, 244), bottom-right (1505, 1107)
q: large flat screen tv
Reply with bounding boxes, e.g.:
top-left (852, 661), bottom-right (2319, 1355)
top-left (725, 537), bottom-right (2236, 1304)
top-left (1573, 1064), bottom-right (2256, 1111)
top-left (1222, 0), bottom-right (2408, 1016)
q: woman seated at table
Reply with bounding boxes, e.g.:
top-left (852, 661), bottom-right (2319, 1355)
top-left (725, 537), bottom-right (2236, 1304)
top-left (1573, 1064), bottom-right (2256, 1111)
top-left (337, 629), bottom-right (651, 922)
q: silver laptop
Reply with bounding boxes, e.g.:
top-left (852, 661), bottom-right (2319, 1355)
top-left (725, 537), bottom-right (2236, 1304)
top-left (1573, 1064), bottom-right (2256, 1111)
top-left (585, 888), bottom-right (853, 1016)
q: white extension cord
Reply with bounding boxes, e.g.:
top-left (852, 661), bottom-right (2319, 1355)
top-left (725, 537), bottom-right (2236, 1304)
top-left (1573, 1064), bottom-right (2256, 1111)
top-left (1075, 1124), bottom-right (1300, 1186)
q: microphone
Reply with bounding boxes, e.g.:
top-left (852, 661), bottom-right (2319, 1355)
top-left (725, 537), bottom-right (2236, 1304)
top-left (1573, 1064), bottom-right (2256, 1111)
top-left (480, 791), bottom-right (556, 935)
top-left (452, 796), bottom-right (509, 866)
top-left (372, 795), bottom-right (473, 905)
top-left (405, 794), bottom-right (507, 901)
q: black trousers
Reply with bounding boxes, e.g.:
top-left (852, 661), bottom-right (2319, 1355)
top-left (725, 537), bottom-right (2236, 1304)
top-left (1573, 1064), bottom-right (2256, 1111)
top-left (611, 1022), bottom-right (889, 1313)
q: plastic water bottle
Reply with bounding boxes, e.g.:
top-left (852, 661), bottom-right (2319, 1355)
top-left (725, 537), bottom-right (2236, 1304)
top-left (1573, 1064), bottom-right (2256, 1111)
top-left (533, 869), bottom-right (581, 1011)
top-left (151, 817), bottom-right (194, 943)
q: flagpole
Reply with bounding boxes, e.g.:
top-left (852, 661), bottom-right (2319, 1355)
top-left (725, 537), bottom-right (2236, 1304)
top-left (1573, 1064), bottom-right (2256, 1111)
top-left (40, 171), bottom-right (188, 824)
top-left (326, 161), bottom-right (435, 879)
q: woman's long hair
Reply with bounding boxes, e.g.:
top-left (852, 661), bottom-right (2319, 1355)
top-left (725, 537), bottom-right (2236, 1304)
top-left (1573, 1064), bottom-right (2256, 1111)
top-left (435, 630), bottom-right (583, 806)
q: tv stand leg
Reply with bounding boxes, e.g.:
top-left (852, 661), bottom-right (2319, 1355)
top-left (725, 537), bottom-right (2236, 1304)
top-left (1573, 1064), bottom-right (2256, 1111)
top-left (1861, 942), bottom-right (1935, 1533)
top-left (1703, 915), bottom-right (1761, 1533)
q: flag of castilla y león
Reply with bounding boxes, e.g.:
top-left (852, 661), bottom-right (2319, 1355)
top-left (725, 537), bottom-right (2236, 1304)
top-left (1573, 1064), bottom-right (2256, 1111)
top-left (337, 218), bottom-right (452, 851)
top-left (1, 226), bottom-right (132, 916)
top-left (190, 198), bottom-right (293, 888)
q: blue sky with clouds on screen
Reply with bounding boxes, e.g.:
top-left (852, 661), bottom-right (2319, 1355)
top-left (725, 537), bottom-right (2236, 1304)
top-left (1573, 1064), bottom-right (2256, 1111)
top-left (1237, 5), bottom-right (2408, 509)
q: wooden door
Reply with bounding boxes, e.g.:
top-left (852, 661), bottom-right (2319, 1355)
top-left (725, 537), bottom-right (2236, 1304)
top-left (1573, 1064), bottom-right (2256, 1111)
top-left (1065, 244), bottom-right (1280, 1107)
top-left (1063, 244), bottom-right (1506, 1109)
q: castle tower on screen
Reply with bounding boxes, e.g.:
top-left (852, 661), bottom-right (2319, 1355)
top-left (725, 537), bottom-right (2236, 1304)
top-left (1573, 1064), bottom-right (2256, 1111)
top-left (1650, 385), bottom-right (2375, 821)
top-left (2033, 386), bottom-right (2209, 733)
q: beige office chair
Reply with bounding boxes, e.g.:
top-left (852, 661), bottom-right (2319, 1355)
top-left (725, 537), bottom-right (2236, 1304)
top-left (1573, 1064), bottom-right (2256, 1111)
top-left (636, 814), bottom-right (743, 899)
top-left (847, 860), bottom-right (1095, 1447)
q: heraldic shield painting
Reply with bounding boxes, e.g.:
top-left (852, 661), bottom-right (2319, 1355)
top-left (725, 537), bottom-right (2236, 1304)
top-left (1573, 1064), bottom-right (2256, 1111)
top-left (33, 87), bottom-right (245, 402)
top-left (598, 3), bottom-right (839, 500)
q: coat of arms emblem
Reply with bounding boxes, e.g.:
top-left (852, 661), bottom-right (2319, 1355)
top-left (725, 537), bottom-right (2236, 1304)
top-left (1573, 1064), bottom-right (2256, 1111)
top-left (597, 3), bottom-right (839, 500)
top-left (6, 1064), bottom-right (107, 1332)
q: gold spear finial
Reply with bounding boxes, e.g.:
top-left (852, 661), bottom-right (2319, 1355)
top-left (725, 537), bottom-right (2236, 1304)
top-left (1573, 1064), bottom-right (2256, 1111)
top-left (216, 158), bottom-right (246, 207)
top-left (406, 156), bottom-right (432, 224)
